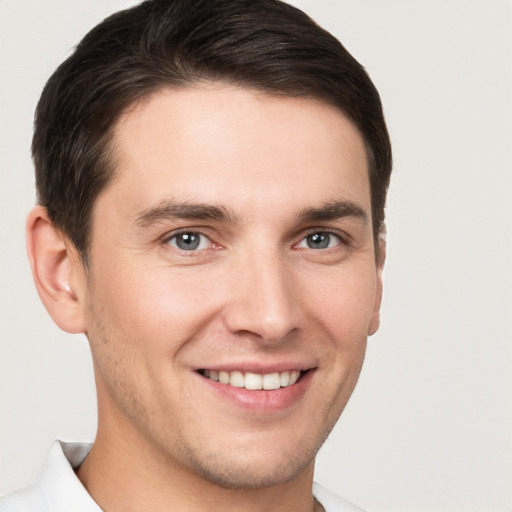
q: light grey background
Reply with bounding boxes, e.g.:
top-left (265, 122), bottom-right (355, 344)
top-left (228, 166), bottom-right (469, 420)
top-left (1, 1), bottom-right (511, 511)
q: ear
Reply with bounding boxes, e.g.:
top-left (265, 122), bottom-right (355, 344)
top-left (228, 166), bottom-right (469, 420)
top-left (368, 238), bottom-right (386, 336)
top-left (26, 206), bottom-right (87, 334)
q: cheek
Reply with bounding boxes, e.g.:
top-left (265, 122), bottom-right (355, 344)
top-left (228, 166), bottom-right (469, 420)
top-left (303, 263), bottom-right (378, 344)
top-left (86, 260), bottom-right (222, 357)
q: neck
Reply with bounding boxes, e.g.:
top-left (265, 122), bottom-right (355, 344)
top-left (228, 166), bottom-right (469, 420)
top-left (77, 417), bottom-right (319, 512)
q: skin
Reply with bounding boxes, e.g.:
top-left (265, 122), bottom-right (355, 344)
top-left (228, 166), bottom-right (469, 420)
top-left (27, 84), bottom-right (384, 512)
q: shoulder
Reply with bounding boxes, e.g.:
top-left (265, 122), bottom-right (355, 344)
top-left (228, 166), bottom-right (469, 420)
top-left (0, 441), bottom-right (95, 512)
top-left (0, 483), bottom-right (47, 512)
top-left (313, 483), bottom-right (366, 512)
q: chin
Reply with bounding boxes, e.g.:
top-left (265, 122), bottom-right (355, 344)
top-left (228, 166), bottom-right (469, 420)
top-left (177, 431), bottom-right (324, 490)
top-left (188, 452), bottom-right (314, 490)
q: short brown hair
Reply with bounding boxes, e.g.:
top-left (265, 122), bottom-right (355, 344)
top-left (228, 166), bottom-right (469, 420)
top-left (33, 0), bottom-right (392, 259)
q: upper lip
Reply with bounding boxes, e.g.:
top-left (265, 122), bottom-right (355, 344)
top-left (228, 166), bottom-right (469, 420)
top-left (195, 360), bottom-right (317, 374)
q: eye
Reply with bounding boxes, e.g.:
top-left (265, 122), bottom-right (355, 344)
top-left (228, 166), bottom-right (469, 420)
top-left (167, 232), bottom-right (211, 251)
top-left (298, 232), bottom-right (342, 250)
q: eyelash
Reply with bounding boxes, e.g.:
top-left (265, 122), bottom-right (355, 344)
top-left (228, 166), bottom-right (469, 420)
top-left (295, 229), bottom-right (347, 250)
top-left (164, 230), bottom-right (217, 253)
top-left (163, 228), bottom-right (350, 254)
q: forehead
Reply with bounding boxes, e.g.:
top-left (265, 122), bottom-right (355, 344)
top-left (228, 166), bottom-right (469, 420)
top-left (102, 84), bottom-right (370, 219)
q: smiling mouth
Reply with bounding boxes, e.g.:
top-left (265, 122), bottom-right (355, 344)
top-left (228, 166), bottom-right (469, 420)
top-left (198, 369), bottom-right (305, 391)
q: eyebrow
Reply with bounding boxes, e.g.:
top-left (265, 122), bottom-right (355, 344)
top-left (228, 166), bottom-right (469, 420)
top-left (135, 198), bottom-right (368, 228)
top-left (296, 200), bottom-right (368, 225)
top-left (135, 200), bottom-right (238, 227)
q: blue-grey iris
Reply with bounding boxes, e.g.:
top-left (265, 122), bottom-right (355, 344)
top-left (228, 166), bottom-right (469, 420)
top-left (175, 233), bottom-right (201, 250)
top-left (307, 233), bottom-right (330, 249)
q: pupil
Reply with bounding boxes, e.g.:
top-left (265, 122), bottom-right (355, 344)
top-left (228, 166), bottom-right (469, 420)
top-left (307, 233), bottom-right (329, 249)
top-left (177, 233), bottom-right (200, 250)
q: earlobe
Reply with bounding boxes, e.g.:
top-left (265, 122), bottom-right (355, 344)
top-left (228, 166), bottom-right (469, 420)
top-left (26, 206), bottom-right (87, 334)
top-left (368, 239), bottom-right (386, 336)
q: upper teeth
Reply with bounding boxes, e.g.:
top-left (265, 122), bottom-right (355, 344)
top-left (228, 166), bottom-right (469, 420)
top-left (203, 370), bottom-right (301, 390)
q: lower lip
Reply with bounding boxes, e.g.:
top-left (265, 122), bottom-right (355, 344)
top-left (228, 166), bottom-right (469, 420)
top-left (196, 370), bottom-right (314, 412)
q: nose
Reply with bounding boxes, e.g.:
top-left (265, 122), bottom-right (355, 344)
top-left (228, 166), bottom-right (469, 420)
top-left (223, 249), bottom-right (299, 344)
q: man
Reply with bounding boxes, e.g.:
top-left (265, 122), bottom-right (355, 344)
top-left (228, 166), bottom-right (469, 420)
top-left (0, 0), bottom-right (391, 510)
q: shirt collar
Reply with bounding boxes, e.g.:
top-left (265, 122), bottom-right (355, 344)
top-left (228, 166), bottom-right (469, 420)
top-left (33, 441), bottom-right (362, 512)
top-left (36, 440), bottom-right (100, 512)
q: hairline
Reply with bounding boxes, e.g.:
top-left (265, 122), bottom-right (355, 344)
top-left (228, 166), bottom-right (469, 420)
top-left (77, 80), bottom-right (383, 267)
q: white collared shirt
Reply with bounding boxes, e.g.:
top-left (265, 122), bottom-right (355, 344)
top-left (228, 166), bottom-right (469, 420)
top-left (0, 441), bottom-right (365, 512)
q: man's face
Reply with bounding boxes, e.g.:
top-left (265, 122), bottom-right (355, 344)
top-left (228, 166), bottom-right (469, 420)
top-left (80, 85), bottom-right (383, 488)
